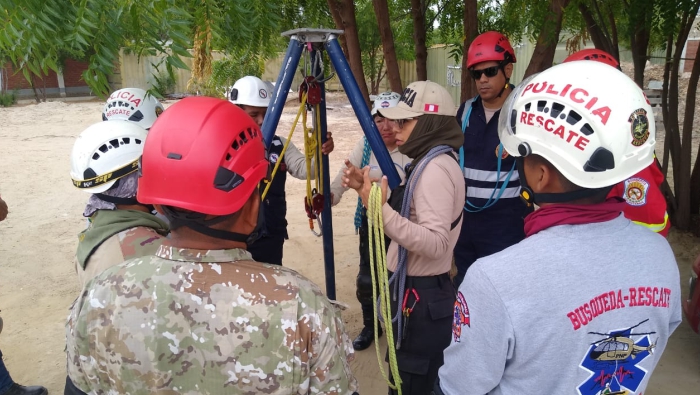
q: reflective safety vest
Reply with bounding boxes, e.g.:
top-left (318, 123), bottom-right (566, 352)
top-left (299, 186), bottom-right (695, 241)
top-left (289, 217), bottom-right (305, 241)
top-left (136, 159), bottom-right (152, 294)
top-left (608, 161), bottom-right (670, 237)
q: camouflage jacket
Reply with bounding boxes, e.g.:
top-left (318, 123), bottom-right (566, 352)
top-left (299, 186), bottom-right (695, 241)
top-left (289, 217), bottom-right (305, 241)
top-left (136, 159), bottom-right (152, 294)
top-left (66, 245), bottom-right (359, 394)
top-left (75, 209), bottom-right (169, 286)
top-left (75, 225), bottom-right (166, 286)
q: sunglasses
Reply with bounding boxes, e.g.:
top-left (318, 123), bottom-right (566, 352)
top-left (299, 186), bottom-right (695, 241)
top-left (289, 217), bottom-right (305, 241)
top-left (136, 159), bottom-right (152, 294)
top-left (470, 66), bottom-right (501, 80)
top-left (389, 118), bottom-right (414, 129)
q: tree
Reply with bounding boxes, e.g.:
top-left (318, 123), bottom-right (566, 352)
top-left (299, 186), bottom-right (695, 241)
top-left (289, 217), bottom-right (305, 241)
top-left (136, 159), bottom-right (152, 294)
top-left (574, 0), bottom-right (621, 60)
top-left (657, 0), bottom-right (700, 231)
top-left (327, 0), bottom-right (371, 105)
top-left (373, 0), bottom-right (403, 92)
top-left (461, 0), bottom-right (478, 102)
top-left (357, 0), bottom-right (386, 94)
top-left (523, 0), bottom-right (573, 78)
top-left (0, 0), bottom-right (281, 98)
top-left (410, 0), bottom-right (430, 80)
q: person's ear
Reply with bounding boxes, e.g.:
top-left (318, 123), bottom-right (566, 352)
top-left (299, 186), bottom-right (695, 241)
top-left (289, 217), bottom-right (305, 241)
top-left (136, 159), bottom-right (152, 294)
top-left (504, 63), bottom-right (514, 80)
top-left (525, 158), bottom-right (552, 194)
top-left (240, 191), bottom-right (261, 231)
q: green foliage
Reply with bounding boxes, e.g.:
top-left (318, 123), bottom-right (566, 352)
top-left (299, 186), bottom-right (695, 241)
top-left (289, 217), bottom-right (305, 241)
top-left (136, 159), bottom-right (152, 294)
top-left (0, 0), bottom-right (284, 98)
top-left (150, 63), bottom-right (177, 97)
top-left (0, 90), bottom-right (18, 107)
top-left (205, 51), bottom-right (266, 99)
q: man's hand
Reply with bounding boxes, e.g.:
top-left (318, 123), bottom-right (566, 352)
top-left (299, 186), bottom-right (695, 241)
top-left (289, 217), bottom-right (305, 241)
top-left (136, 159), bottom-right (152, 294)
top-left (321, 132), bottom-right (334, 155)
top-left (341, 160), bottom-right (365, 190)
top-left (0, 196), bottom-right (7, 222)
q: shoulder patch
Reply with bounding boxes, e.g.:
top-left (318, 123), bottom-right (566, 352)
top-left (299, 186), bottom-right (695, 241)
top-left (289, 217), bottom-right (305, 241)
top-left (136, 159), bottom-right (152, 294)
top-left (452, 291), bottom-right (470, 342)
top-left (623, 177), bottom-right (649, 206)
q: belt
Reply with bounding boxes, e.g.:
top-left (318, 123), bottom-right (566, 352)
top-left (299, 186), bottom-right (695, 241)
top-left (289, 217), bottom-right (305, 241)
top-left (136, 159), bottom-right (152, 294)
top-left (388, 271), bottom-right (451, 289)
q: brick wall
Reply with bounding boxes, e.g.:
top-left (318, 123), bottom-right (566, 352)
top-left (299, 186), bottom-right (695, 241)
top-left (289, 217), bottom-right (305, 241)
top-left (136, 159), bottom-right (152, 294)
top-left (63, 59), bottom-right (89, 87)
top-left (2, 62), bottom-right (59, 90)
top-left (685, 40), bottom-right (698, 73)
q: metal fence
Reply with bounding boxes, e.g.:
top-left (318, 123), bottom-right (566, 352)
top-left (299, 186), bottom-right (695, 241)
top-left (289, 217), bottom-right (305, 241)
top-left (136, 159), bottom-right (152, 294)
top-left (116, 42), bottom-right (678, 104)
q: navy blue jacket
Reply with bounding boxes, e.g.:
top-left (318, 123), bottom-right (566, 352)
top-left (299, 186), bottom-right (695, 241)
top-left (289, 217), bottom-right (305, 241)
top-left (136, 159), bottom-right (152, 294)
top-left (456, 95), bottom-right (528, 214)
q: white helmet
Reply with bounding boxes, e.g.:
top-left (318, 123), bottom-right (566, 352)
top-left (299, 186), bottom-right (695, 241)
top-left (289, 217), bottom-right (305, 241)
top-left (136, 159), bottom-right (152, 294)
top-left (102, 88), bottom-right (164, 130)
top-left (229, 76), bottom-right (270, 107)
top-left (498, 61), bottom-right (655, 189)
top-left (70, 120), bottom-right (148, 194)
top-left (371, 91), bottom-right (401, 115)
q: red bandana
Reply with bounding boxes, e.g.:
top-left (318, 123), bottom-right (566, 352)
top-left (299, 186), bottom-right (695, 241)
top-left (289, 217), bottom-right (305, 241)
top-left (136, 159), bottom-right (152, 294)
top-left (524, 198), bottom-right (626, 237)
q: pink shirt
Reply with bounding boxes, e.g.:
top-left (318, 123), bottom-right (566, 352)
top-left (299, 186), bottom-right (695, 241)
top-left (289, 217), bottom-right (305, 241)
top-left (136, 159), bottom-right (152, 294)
top-left (382, 153), bottom-right (465, 276)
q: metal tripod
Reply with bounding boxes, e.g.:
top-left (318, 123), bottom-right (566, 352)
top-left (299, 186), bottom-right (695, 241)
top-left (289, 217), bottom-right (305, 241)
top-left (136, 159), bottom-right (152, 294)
top-left (260, 28), bottom-right (401, 300)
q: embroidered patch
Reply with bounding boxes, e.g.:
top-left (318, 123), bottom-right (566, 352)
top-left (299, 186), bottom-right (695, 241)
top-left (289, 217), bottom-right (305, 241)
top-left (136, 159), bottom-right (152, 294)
top-left (381, 101), bottom-right (390, 108)
top-left (628, 108), bottom-right (650, 146)
top-left (577, 319), bottom-right (655, 395)
top-left (155, 106), bottom-right (163, 117)
top-left (624, 177), bottom-right (649, 206)
top-left (259, 89), bottom-right (268, 99)
top-left (269, 153), bottom-right (279, 163)
top-left (452, 291), bottom-right (470, 342)
top-left (424, 104), bottom-right (439, 113)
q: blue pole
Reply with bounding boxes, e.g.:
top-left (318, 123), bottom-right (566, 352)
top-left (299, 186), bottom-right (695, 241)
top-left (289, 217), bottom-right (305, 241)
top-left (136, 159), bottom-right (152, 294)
top-left (324, 35), bottom-right (401, 190)
top-left (261, 36), bottom-right (304, 148)
top-left (311, 49), bottom-right (336, 300)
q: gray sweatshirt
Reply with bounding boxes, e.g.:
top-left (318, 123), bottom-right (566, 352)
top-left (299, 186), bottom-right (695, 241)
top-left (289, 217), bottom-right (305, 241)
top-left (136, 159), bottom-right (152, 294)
top-left (439, 215), bottom-right (681, 395)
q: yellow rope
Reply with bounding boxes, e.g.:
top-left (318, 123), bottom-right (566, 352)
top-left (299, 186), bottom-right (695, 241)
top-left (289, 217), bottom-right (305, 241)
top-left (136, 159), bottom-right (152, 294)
top-left (367, 183), bottom-right (402, 394)
top-left (261, 91), bottom-right (308, 201)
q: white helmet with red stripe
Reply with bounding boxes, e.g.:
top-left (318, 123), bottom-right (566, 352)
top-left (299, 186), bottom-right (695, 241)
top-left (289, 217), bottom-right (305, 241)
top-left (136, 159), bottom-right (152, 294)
top-left (102, 88), bottom-right (164, 130)
top-left (498, 61), bottom-right (655, 189)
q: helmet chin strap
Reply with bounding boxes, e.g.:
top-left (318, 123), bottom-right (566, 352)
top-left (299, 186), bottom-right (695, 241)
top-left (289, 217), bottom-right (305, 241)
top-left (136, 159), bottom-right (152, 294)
top-left (515, 158), bottom-right (612, 206)
top-left (496, 62), bottom-right (511, 98)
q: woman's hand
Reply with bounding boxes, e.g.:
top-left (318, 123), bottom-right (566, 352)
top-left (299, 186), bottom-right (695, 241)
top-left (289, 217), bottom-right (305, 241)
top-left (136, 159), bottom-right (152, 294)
top-left (357, 167), bottom-right (388, 208)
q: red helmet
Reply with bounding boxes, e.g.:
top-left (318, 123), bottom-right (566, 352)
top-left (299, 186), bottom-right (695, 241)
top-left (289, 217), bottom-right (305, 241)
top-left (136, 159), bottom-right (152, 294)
top-left (564, 48), bottom-right (620, 69)
top-left (467, 31), bottom-right (516, 69)
top-left (137, 97), bottom-right (268, 216)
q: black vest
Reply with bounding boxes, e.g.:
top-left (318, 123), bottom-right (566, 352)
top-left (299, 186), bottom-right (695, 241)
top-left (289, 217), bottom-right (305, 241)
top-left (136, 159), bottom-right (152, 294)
top-left (262, 136), bottom-right (289, 238)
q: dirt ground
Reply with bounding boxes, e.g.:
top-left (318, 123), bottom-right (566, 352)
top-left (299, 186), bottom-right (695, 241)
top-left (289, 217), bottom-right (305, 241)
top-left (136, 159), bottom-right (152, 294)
top-left (0, 93), bottom-right (698, 395)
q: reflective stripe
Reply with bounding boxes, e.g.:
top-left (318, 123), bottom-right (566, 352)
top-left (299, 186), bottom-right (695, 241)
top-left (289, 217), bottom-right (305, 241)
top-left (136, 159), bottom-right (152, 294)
top-left (467, 186), bottom-right (521, 199)
top-left (632, 212), bottom-right (670, 233)
top-left (463, 167), bottom-right (520, 182)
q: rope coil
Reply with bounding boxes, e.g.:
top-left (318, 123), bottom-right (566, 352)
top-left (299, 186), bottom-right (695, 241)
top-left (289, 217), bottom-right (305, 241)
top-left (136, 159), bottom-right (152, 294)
top-left (367, 182), bottom-right (402, 394)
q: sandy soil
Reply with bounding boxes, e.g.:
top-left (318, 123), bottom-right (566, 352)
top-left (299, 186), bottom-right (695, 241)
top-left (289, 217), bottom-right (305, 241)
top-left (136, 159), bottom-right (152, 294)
top-left (0, 94), bottom-right (698, 394)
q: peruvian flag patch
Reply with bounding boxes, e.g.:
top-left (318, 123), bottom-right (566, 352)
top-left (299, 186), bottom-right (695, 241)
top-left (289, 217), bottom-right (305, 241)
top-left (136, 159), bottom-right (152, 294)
top-left (424, 104), bottom-right (439, 113)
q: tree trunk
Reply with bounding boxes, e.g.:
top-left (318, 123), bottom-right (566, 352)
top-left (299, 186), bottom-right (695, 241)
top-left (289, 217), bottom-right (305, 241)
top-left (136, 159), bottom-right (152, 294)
top-left (327, 0), bottom-right (371, 106)
top-left (29, 76), bottom-right (40, 104)
top-left (626, 0), bottom-right (653, 88)
top-left (678, 2), bottom-right (700, 227)
top-left (666, 3), bottom-right (700, 230)
top-left (605, 3), bottom-right (620, 60)
top-left (410, 0), bottom-right (428, 81)
top-left (460, 0), bottom-right (478, 102)
top-left (372, 0), bottom-right (402, 92)
top-left (691, 135), bottom-right (700, 217)
top-left (578, 2), bottom-right (615, 55)
top-left (524, 0), bottom-right (572, 78)
top-left (660, 33), bottom-right (673, 179)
